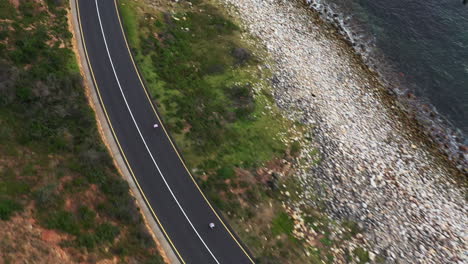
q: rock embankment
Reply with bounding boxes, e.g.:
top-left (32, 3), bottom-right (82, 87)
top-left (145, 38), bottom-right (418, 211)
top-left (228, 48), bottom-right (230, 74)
top-left (218, 0), bottom-right (467, 263)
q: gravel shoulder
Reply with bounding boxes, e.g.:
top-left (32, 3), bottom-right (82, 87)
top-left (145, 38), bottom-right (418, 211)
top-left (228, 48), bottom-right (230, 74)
top-left (218, 0), bottom-right (467, 263)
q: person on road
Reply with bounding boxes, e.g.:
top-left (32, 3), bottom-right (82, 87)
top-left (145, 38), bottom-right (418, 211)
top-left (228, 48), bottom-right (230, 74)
top-left (209, 222), bottom-right (215, 229)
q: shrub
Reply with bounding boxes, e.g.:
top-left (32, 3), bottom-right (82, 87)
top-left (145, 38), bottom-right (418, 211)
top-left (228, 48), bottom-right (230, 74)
top-left (271, 212), bottom-right (294, 236)
top-left (78, 206), bottom-right (96, 229)
top-left (64, 176), bottom-right (89, 193)
top-left (231, 47), bottom-right (251, 65)
top-left (100, 197), bottom-right (139, 224)
top-left (0, 0), bottom-right (16, 19)
top-left (34, 184), bottom-right (62, 210)
top-left (119, 223), bottom-right (155, 250)
top-left (79, 165), bottom-right (108, 185)
top-left (19, 1), bottom-right (37, 19)
top-left (353, 247), bottom-right (370, 264)
top-left (0, 169), bottom-right (30, 196)
top-left (217, 166), bottom-right (235, 180)
top-left (96, 223), bottom-right (120, 243)
top-left (76, 233), bottom-right (97, 249)
top-left (290, 141), bottom-right (301, 157)
top-left (45, 0), bottom-right (66, 8)
top-left (100, 178), bottom-right (129, 197)
top-left (143, 254), bottom-right (165, 264)
top-left (0, 198), bottom-right (22, 220)
top-left (342, 220), bottom-right (361, 240)
top-left (46, 210), bottom-right (80, 235)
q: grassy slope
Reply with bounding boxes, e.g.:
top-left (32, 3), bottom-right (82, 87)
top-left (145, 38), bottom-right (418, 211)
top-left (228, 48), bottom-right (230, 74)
top-left (118, 0), bottom-right (377, 263)
top-left (0, 0), bottom-right (163, 263)
top-left (118, 0), bottom-right (311, 262)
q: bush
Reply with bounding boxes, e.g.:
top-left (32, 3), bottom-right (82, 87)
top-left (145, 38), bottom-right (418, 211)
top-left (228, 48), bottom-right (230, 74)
top-left (96, 223), bottom-right (120, 243)
top-left (342, 220), bottom-right (361, 240)
top-left (45, 0), bottom-right (66, 8)
top-left (64, 177), bottom-right (89, 193)
top-left (143, 254), bottom-right (165, 264)
top-left (217, 166), bottom-right (235, 180)
top-left (290, 141), bottom-right (301, 157)
top-left (46, 210), bottom-right (80, 235)
top-left (127, 223), bottom-right (155, 249)
top-left (0, 0), bottom-right (16, 19)
top-left (0, 198), bottom-right (22, 220)
top-left (231, 47), bottom-right (251, 65)
top-left (100, 178), bottom-right (129, 197)
top-left (34, 184), bottom-right (62, 210)
top-left (78, 206), bottom-right (96, 229)
top-left (353, 247), bottom-right (370, 264)
top-left (76, 233), bottom-right (97, 249)
top-left (271, 212), bottom-right (294, 236)
top-left (100, 197), bottom-right (139, 224)
top-left (0, 1), bottom-right (165, 262)
top-left (19, 1), bottom-right (37, 19)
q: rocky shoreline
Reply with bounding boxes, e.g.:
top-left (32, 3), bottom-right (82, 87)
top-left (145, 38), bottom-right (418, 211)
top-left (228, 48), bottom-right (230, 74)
top-left (218, 0), bottom-right (467, 263)
top-left (304, 0), bottom-right (468, 174)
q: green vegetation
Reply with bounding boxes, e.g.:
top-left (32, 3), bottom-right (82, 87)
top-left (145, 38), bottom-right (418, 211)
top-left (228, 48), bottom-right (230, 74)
top-left (353, 247), bottom-right (370, 263)
top-left (0, 0), bottom-right (16, 19)
top-left (118, 0), bottom-right (310, 262)
top-left (271, 212), bottom-right (294, 236)
top-left (342, 220), bottom-right (362, 240)
top-left (121, 2), bottom-right (289, 169)
top-left (119, 0), bottom-right (372, 262)
top-left (0, 0), bottom-right (162, 262)
top-left (0, 198), bottom-right (22, 220)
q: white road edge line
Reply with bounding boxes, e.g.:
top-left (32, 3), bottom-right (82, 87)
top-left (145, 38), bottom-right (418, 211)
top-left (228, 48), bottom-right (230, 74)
top-left (94, 1), bottom-right (220, 263)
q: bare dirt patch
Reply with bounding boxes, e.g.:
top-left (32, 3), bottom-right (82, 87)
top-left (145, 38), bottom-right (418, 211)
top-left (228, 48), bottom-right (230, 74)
top-left (0, 214), bottom-right (74, 264)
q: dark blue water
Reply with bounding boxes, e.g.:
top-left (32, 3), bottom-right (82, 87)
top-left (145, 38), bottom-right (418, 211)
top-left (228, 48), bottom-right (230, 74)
top-left (306, 0), bottom-right (468, 167)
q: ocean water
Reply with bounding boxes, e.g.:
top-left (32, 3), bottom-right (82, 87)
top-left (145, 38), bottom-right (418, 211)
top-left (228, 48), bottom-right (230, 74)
top-left (306, 0), bottom-right (468, 167)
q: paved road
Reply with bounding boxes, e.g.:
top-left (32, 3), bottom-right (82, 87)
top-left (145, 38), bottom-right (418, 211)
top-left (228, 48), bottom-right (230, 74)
top-left (76, 0), bottom-right (254, 263)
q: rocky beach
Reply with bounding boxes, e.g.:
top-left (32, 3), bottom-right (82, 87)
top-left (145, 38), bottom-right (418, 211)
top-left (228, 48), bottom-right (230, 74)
top-left (218, 0), bottom-right (467, 263)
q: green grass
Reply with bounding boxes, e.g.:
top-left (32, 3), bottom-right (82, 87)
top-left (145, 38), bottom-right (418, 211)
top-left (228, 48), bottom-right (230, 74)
top-left (271, 212), bottom-right (294, 236)
top-left (119, 0), bottom-right (290, 170)
top-left (119, 1), bottom-right (140, 48)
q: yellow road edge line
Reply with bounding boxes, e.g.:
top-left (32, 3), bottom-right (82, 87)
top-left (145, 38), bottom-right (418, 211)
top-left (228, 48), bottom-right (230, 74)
top-left (114, 1), bottom-right (255, 262)
top-left (75, 2), bottom-right (185, 263)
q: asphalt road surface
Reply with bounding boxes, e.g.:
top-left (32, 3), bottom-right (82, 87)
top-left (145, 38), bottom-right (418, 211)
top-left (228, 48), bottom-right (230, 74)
top-left (76, 0), bottom-right (254, 263)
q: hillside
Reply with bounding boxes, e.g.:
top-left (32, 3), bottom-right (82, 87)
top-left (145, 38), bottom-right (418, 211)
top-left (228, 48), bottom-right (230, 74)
top-left (0, 0), bottom-right (164, 263)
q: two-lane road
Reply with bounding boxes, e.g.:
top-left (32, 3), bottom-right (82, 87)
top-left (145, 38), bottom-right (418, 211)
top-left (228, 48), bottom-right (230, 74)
top-left (76, 0), bottom-right (254, 263)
